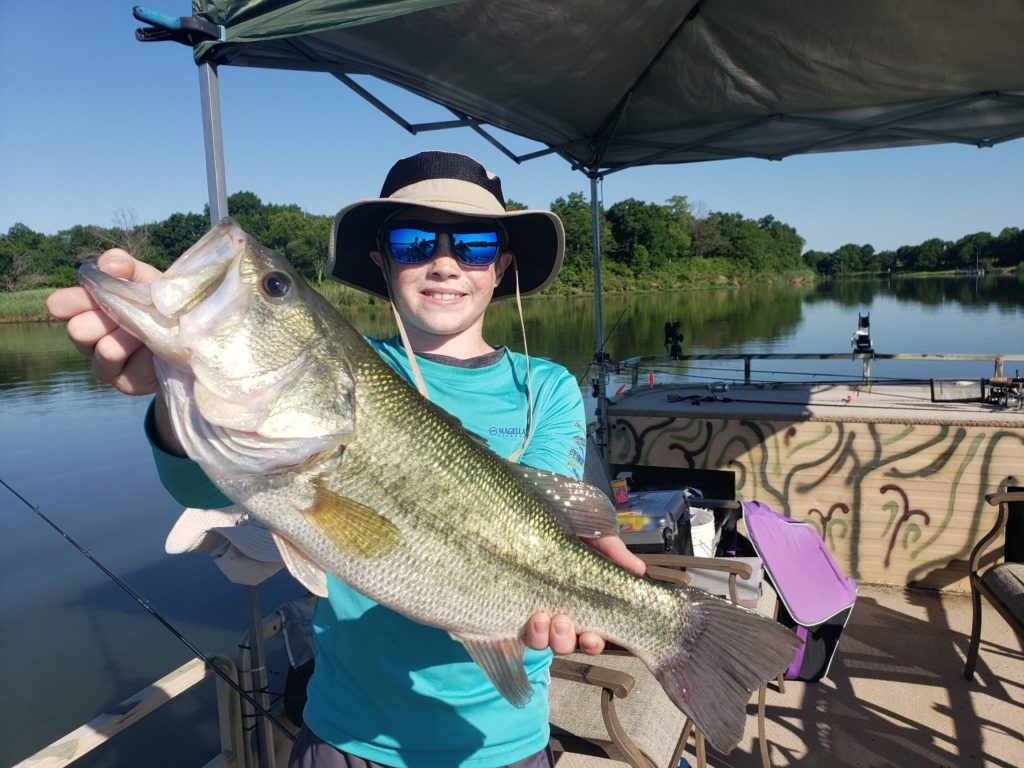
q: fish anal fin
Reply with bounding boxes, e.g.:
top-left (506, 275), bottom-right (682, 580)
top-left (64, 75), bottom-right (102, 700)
top-left (302, 484), bottom-right (401, 560)
top-left (451, 632), bottom-right (534, 708)
top-left (271, 531), bottom-right (329, 597)
top-left (510, 465), bottom-right (618, 538)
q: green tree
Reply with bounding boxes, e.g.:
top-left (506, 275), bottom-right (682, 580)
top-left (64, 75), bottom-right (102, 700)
top-left (990, 226), bottom-right (1024, 268)
top-left (665, 195), bottom-right (692, 259)
top-left (0, 223), bottom-right (53, 290)
top-left (550, 192), bottom-right (612, 270)
top-left (906, 237), bottom-right (947, 271)
top-left (223, 191), bottom-right (269, 238)
top-left (948, 232), bottom-right (992, 270)
top-left (606, 198), bottom-right (675, 268)
top-left (758, 215), bottom-right (805, 271)
top-left (690, 211), bottom-right (728, 260)
top-left (149, 212), bottom-right (209, 268)
top-left (802, 249), bottom-right (830, 273)
top-left (263, 209), bottom-right (331, 282)
top-left (714, 212), bottom-right (772, 272)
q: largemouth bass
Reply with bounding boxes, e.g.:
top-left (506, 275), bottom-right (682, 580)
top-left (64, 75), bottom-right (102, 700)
top-left (79, 220), bottom-right (799, 752)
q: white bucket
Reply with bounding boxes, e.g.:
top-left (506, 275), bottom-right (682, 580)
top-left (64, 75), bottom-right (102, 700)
top-left (689, 507), bottom-right (717, 557)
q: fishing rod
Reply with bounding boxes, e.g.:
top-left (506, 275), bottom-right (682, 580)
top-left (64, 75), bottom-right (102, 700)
top-left (578, 304), bottom-right (630, 386)
top-left (0, 476), bottom-right (297, 743)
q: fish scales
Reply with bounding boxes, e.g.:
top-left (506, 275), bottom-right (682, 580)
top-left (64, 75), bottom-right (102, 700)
top-left (334, 355), bottom-right (659, 639)
top-left (78, 220), bottom-right (802, 753)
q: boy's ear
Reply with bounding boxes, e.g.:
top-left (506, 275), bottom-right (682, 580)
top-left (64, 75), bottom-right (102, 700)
top-left (370, 250), bottom-right (383, 268)
top-left (494, 251), bottom-right (513, 285)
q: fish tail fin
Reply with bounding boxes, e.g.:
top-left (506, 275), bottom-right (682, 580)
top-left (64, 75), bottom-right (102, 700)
top-left (651, 587), bottom-right (801, 754)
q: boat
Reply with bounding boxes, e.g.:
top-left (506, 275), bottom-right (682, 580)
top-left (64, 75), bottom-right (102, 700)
top-left (17, 1), bottom-right (1024, 766)
top-left (603, 351), bottom-right (1024, 590)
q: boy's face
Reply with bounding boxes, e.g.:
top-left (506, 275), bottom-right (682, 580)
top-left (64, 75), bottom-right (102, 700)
top-left (372, 207), bottom-right (512, 350)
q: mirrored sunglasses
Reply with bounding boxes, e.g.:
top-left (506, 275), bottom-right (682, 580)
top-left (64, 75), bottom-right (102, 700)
top-left (380, 220), bottom-right (506, 267)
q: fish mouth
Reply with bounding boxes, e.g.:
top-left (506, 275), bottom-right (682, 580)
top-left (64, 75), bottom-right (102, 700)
top-left (77, 222), bottom-right (244, 365)
top-left (78, 263), bottom-right (184, 363)
top-left (79, 263), bottom-right (154, 308)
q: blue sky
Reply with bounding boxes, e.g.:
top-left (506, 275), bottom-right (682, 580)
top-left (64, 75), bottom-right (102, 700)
top-left (1, 2), bottom-right (1021, 253)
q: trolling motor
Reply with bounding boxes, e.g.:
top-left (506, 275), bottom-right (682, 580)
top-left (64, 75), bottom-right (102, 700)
top-left (664, 321), bottom-right (684, 359)
top-left (851, 312), bottom-right (873, 354)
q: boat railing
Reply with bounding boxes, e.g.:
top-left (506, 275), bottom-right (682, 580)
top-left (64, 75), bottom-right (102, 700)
top-left (13, 655), bottom-right (242, 768)
top-left (15, 606), bottom-right (299, 768)
top-left (615, 352), bottom-right (1024, 388)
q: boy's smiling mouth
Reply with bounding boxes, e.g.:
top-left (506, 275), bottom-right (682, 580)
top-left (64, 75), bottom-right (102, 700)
top-left (422, 290), bottom-right (466, 302)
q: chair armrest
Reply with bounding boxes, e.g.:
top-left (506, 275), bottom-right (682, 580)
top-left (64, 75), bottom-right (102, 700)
top-left (697, 497), bottom-right (741, 509)
top-left (985, 491), bottom-right (1024, 506)
top-left (639, 553), bottom-right (754, 580)
top-left (970, 491), bottom-right (1024, 574)
top-left (639, 554), bottom-right (756, 605)
top-left (549, 657), bottom-right (635, 698)
top-left (644, 565), bottom-right (692, 585)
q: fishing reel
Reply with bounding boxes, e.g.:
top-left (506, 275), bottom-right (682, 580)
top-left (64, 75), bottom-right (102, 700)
top-left (985, 373), bottom-right (1024, 409)
top-left (664, 321), bottom-right (684, 359)
top-left (705, 381), bottom-right (730, 400)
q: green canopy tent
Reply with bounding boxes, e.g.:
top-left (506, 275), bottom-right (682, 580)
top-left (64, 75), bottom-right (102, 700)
top-left (137, 0), bottom-right (1024, 459)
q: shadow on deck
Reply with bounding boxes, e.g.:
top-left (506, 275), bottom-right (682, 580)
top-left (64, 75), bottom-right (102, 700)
top-left (719, 583), bottom-right (1023, 768)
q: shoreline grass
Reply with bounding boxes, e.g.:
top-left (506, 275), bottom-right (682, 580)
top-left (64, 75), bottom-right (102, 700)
top-left (0, 288), bottom-right (55, 323)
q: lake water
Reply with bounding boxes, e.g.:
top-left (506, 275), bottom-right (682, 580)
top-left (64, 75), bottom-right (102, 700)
top-left (2, 274), bottom-right (1022, 766)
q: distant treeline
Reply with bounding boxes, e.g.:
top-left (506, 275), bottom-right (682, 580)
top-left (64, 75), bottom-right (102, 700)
top-left (2, 190), bottom-right (1020, 295)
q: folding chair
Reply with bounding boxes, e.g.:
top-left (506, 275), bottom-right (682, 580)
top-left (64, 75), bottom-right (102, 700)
top-left (963, 490), bottom-right (1024, 680)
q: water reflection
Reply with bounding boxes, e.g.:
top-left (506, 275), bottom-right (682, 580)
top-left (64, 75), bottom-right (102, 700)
top-left (4, 275), bottom-right (1022, 394)
top-left (807, 273), bottom-right (1024, 310)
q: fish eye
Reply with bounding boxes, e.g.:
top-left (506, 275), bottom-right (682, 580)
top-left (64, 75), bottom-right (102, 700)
top-left (262, 270), bottom-right (293, 300)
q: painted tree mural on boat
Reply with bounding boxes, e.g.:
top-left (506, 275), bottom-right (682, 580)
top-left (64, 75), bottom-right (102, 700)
top-left (609, 403), bottom-right (1024, 589)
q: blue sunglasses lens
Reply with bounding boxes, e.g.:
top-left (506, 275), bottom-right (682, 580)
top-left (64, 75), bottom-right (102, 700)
top-left (386, 226), bottom-right (501, 266)
top-left (387, 228), bottom-right (438, 263)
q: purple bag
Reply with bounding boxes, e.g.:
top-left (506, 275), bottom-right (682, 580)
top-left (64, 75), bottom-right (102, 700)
top-left (742, 500), bottom-right (858, 681)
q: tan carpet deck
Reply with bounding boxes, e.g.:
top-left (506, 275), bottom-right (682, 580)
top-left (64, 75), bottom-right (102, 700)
top-left (555, 583), bottom-right (1023, 768)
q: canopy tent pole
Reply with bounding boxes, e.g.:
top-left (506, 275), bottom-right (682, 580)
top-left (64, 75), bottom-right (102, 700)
top-left (589, 173), bottom-right (610, 468)
top-left (198, 62), bottom-right (229, 225)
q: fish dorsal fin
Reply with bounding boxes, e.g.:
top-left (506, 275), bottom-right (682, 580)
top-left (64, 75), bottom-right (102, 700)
top-left (450, 632), bottom-right (533, 708)
top-left (301, 484), bottom-right (401, 560)
top-left (271, 531), bottom-right (329, 597)
top-left (510, 465), bottom-right (619, 538)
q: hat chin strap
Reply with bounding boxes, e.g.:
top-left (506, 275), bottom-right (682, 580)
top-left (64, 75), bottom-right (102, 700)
top-left (505, 255), bottom-right (534, 462)
top-left (378, 257), bottom-right (534, 463)
top-left (378, 258), bottom-right (432, 402)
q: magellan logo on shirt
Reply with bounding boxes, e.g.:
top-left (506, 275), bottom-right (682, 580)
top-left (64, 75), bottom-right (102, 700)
top-left (489, 426), bottom-right (527, 437)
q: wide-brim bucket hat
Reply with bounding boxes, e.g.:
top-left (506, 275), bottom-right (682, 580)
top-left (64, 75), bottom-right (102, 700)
top-left (328, 151), bottom-right (565, 300)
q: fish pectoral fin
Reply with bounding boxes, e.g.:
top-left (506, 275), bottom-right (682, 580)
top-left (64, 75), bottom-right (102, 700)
top-left (271, 532), bottom-right (329, 597)
top-left (509, 465), bottom-right (618, 538)
top-left (451, 633), bottom-right (534, 708)
top-left (301, 486), bottom-right (401, 560)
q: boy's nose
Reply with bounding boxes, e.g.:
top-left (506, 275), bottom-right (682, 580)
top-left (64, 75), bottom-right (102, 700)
top-left (430, 233), bottom-right (456, 259)
top-left (426, 234), bottom-right (461, 270)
